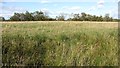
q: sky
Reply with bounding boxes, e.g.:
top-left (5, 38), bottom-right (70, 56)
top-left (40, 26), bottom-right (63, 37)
top-left (0, 0), bottom-right (119, 19)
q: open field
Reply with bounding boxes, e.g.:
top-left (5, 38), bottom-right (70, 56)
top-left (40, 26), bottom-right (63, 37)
top-left (2, 21), bottom-right (118, 66)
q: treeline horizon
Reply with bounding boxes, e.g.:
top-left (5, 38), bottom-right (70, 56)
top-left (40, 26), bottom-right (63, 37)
top-left (0, 11), bottom-right (119, 22)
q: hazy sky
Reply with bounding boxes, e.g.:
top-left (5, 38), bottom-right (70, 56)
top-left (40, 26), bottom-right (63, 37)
top-left (0, 0), bottom-right (119, 19)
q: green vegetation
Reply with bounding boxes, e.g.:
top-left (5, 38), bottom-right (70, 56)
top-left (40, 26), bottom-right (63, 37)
top-left (0, 17), bottom-right (5, 21)
top-left (1, 11), bottom-right (119, 21)
top-left (2, 21), bottom-right (118, 66)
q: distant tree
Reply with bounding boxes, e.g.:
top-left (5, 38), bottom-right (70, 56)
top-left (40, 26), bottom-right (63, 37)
top-left (9, 11), bottom-right (52, 21)
top-left (67, 18), bottom-right (72, 21)
top-left (0, 17), bottom-right (5, 21)
top-left (10, 13), bottom-right (20, 21)
top-left (113, 19), bottom-right (118, 22)
top-left (19, 13), bottom-right (26, 21)
top-left (117, 19), bottom-right (120, 22)
top-left (67, 13), bottom-right (74, 21)
top-left (67, 13), bottom-right (114, 22)
top-left (81, 12), bottom-right (87, 21)
top-left (32, 11), bottom-right (46, 21)
top-left (8, 11), bottom-right (117, 22)
top-left (25, 11), bottom-right (34, 21)
top-left (109, 17), bottom-right (113, 21)
top-left (56, 13), bottom-right (65, 21)
top-left (98, 16), bottom-right (103, 21)
top-left (47, 18), bottom-right (56, 21)
top-left (43, 11), bottom-right (50, 21)
top-left (72, 14), bottom-right (81, 21)
top-left (103, 13), bottom-right (110, 21)
top-left (92, 15), bottom-right (97, 21)
top-left (86, 14), bottom-right (92, 21)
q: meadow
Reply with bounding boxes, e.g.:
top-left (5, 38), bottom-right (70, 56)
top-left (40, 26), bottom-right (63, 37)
top-left (2, 21), bottom-right (118, 66)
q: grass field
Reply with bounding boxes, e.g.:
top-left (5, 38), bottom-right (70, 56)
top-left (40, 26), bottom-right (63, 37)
top-left (2, 21), bottom-right (118, 66)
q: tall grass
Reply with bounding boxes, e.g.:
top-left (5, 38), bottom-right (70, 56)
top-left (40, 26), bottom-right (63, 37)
top-left (2, 22), bottom-right (118, 66)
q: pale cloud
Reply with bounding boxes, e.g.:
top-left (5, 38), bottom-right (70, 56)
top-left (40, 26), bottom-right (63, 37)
top-left (97, 4), bottom-right (104, 9)
top-left (48, 6), bottom-right (81, 18)
top-left (2, 0), bottom-right (118, 2)
top-left (88, 6), bottom-right (96, 11)
top-left (0, 0), bottom-right (3, 2)
top-left (0, 13), bottom-right (13, 17)
top-left (70, 6), bottom-right (81, 11)
top-left (88, 0), bottom-right (104, 11)
top-left (3, 0), bottom-right (19, 2)
top-left (1, 6), bottom-right (27, 12)
top-left (116, 0), bottom-right (120, 2)
top-left (62, 6), bottom-right (81, 12)
top-left (41, 9), bottom-right (70, 18)
top-left (41, 8), bottom-right (50, 15)
top-left (53, 4), bottom-right (57, 7)
top-left (40, 0), bottom-right (50, 3)
top-left (41, 8), bottom-right (48, 12)
top-left (109, 8), bottom-right (118, 18)
top-left (40, 8), bottom-right (59, 17)
top-left (2, 0), bottom-right (33, 2)
top-left (103, 7), bottom-right (118, 18)
top-left (97, 0), bottom-right (104, 5)
top-left (0, 6), bottom-right (27, 18)
top-left (97, 0), bottom-right (104, 8)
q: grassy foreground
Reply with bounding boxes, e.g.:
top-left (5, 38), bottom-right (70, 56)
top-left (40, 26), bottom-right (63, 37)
top-left (2, 21), bottom-right (118, 66)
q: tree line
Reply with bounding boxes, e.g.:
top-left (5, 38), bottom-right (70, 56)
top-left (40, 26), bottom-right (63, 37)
top-left (0, 11), bottom-right (119, 22)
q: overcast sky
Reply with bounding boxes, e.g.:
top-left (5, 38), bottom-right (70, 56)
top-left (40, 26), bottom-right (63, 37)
top-left (0, 0), bottom-right (119, 19)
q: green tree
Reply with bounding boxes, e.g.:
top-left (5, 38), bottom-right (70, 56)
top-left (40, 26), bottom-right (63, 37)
top-left (25, 11), bottom-right (34, 21)
top-left (33, 11), bottom-right (46, 21)
top-left (86, 14), bottom-right (92, 21)
top-left (19, 13), bottom-right (26, 21)
top-left (0, 17), bottom-right (5, 21)
top-left (81, 12), bottom-right (87, 21)
top-left (103, 13), bottom-right (110, 21)
top-left (10, 13), bottom-right (21, 21)
top-left (56, 13), bottom-right (65, 21)
top-left (99, 16), bottom-right (103, 21)
top-left (72, 14), bottom-right (81, 21)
